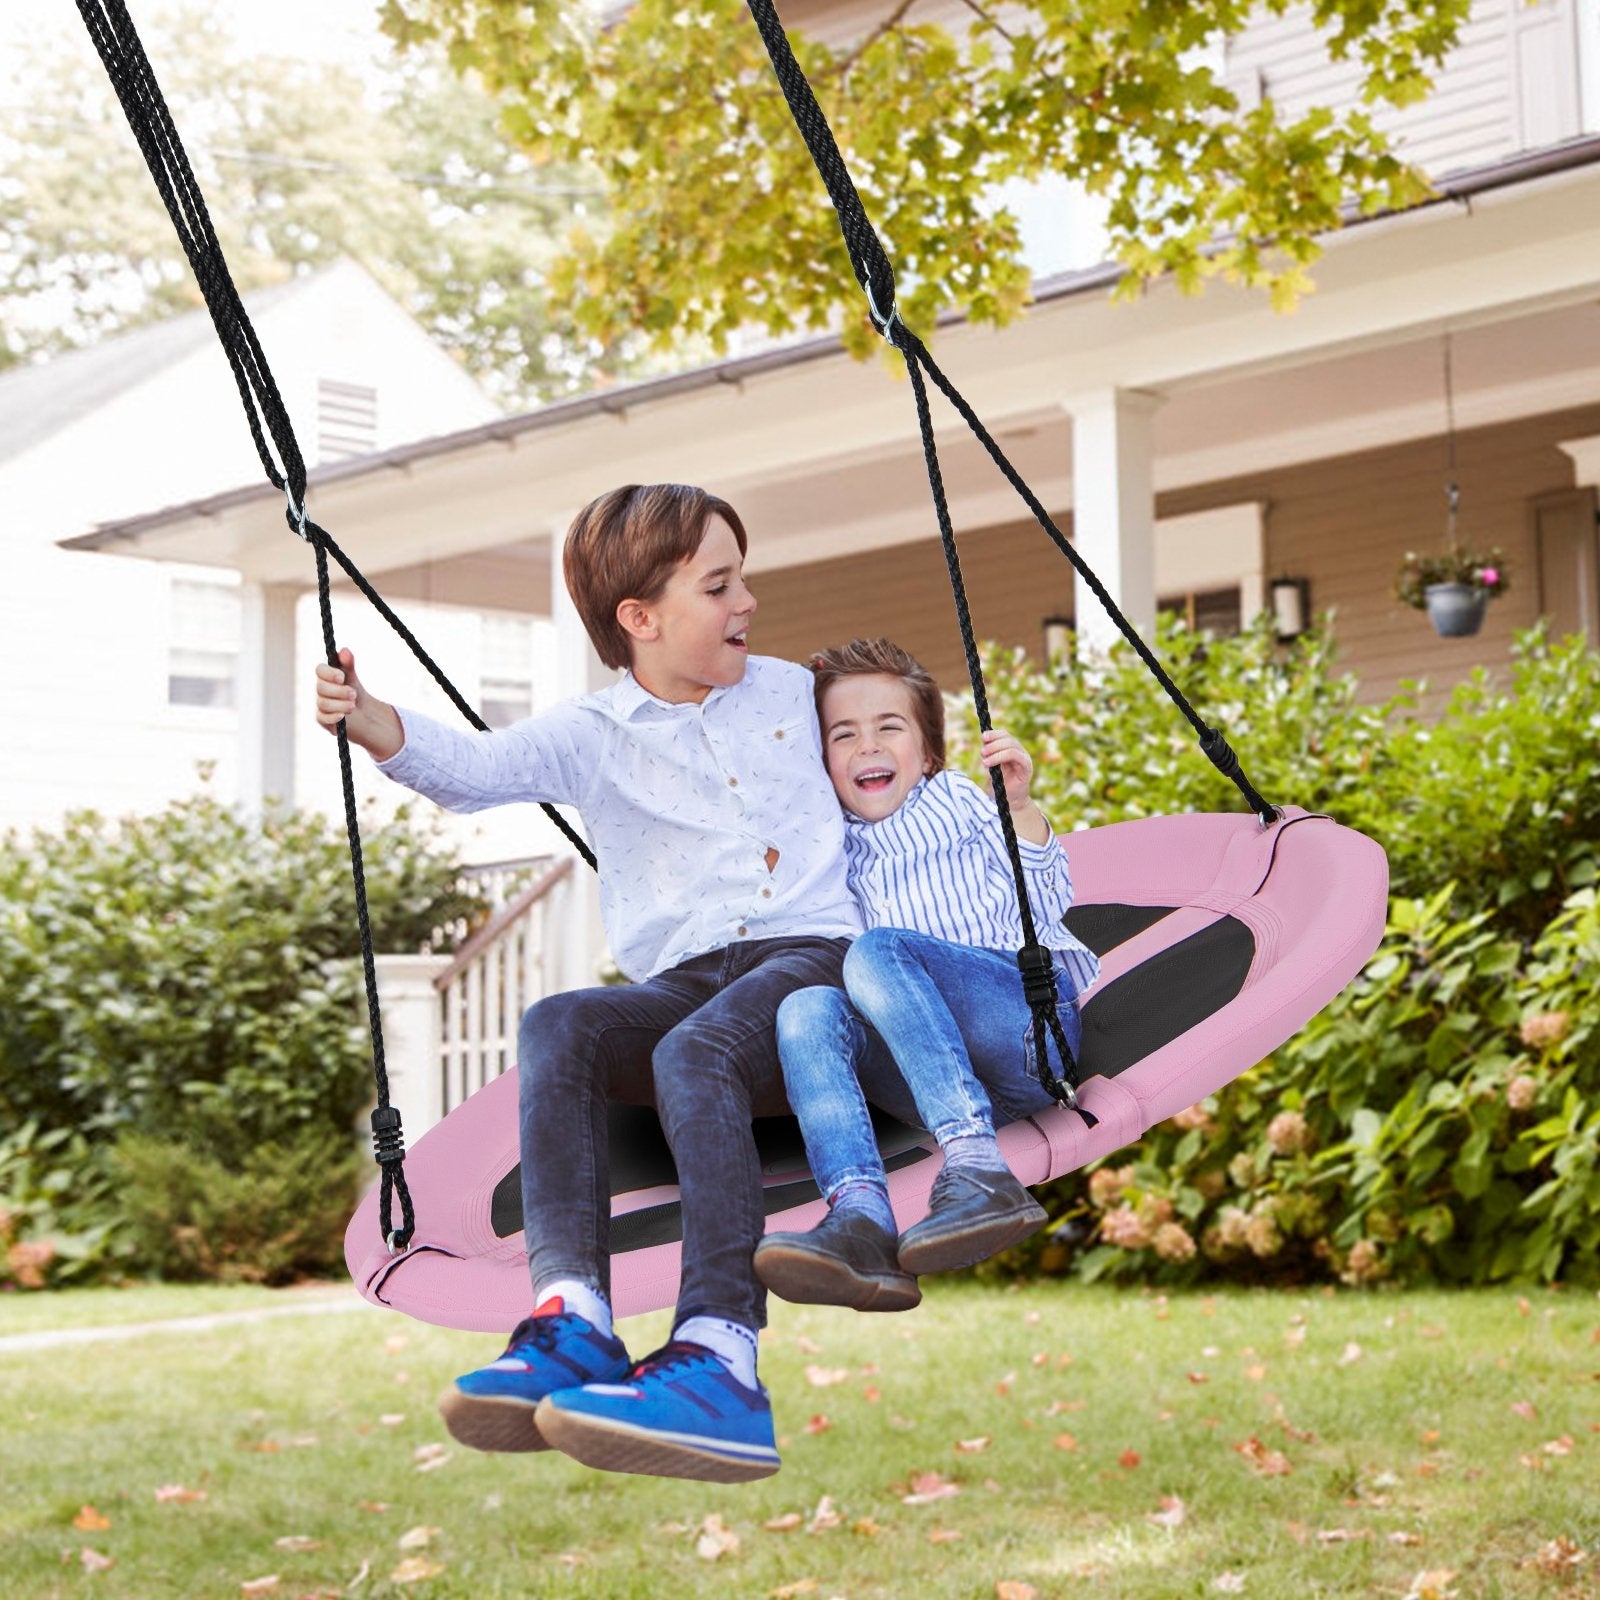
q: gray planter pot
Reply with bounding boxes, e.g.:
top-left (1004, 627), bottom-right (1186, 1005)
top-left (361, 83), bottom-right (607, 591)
top-left (1423, 582), bottom-right (1487, 638)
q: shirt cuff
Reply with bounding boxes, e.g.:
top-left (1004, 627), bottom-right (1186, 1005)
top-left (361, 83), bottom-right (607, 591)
top-left (1016, 822), bottom-right (1062, 866)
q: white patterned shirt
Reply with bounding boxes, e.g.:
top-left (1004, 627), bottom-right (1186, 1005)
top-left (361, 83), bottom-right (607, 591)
top-left (842, 770), bottom-right (1101, 994)
top-left (377, 655), bottom-right (862, 981)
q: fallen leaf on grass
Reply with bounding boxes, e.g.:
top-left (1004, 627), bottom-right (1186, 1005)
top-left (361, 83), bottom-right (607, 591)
top-left (1389, 1532), bottom-right (1424, 1547)
top-left (803, 1365), bottom-right (851, 1388)
top-left (1212, 1574), bottom-right (1246, 1593)
top-left (1337, 1343), bottom-right (1363, 1367)
top-left (155, 1484), bottom-right (207, 1504)
top-left (379, 1414), bottom-right (406, 1427)
top-left (954, 1436), bottom-right (991, 1454)
top-left (240, 1578), bottom-right (279, 1597)
top-left (903, 1471), bottom-right (961, 1505)
top-left (1542, 1436), bottom-right (1574, 1456)
top-left (996, 1584), bottom-right (1037, 1600)
top-left (412, 1443), bottom-right (452, 1473)
top-left (1118, 1449), bottom-right (1142, 1469)
top-left (72, 1507), bottom-right (111, 1532)
top-left (1024, 1311), bottom-right (1041, 1325)
top-left (397, 1527), bottom-right (440, 1551)
top-left (763, 1514), bottom-right (803, 1533)
top-left (1147, 1497), bottom-right (1186, 1529)
top-left (80, 1548), bottom-right (114, 1574)
top-left (770, 1583), bottom-right (819, 1598)
top-left (1187, 1372), bottom-right (1210, 1384)
top-left (696, 1514), bottom-right (740, 1560)
top-left (1053, 1433), bottom-right (1078, 1452)
top-left (1402, 1570), bottom-right (1457, 1600)
top-left (928, 1528), bottom-right (963, 1544)
top-left (1510, 1400), bottom-right (1537, 1420)
top-left (803, 1415), bottom-right (832, 1435)
top-left (862, 1385), bottom-right (881, 1403)
top-left (273, 1536), bottom-right (322, 1553)
top-left (807, 1495), bottom-right (842, 1533)
top-left (346, 1558), bottom-right (371, 1590)
top-left (1316, 1529), bottom-right (1370, 1545)
top-left (357, 1501), bottom-right (389, 1515)
top-left (852, 1517), bottom-right (885, 1537)
top-left (1525, 1537), bottom-right (1587, 1574)
top-left (796, 1335), bottom-right (822, 1354)
top-left (390, 1556), bottom-right (445, 1584)
top-left (1235, 1437), bottom-right (1292, 1476)
top-left (1243, 1363), bottom-right (1268, 1382)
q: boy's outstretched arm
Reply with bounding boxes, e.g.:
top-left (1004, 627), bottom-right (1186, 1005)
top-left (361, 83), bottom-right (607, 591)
top-left (314, 646), bottom-right (405, 761)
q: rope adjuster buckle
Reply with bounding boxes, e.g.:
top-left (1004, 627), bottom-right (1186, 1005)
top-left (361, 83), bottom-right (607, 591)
top-left (864, 273), bottom-right (900, 343)
top-left (285, 484), bottom-right (311, 542)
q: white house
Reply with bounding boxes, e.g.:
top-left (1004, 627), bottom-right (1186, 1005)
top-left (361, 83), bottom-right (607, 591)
top-left (0, 260), bottom-right (566, 855)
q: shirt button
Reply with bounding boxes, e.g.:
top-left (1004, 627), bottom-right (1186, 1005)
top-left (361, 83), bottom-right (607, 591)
top-left (761, 888), bottom-right (772, 899)
top-left (774, 729), bottom-right (786, 740)
top-left (737, 925), bottom-right (748, 936)
top-left (728, 776), bottom-right (739, 787)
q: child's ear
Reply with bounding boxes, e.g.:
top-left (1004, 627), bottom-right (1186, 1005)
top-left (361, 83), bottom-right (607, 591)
top-left (616, 598), bottom-right (658, 644)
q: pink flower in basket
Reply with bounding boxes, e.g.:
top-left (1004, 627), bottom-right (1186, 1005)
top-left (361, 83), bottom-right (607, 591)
top-left (1478, 566), bottom-right (1500, 587)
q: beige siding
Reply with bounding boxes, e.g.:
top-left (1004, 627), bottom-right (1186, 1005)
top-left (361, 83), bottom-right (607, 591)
top-left (755, 404), bottom-right (1600, 718)
top-left (1225, 0), bottom-right (1582, 177)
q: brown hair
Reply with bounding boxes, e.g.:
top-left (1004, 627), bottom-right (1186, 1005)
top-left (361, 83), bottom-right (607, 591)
top-left (808, 638), bottom-right (946, 773)
top-left (563, 484), bottom-right (749, 670)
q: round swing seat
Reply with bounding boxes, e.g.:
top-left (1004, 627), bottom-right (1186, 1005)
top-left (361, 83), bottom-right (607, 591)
top-left (346, 806), bottom-right (1386, 1331)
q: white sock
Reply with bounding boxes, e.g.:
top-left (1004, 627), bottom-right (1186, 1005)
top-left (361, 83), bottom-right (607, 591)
top-left (534, 1278), bottom-right (613, 1339)
top-left (673, 1315), bottom-right (760, 1390)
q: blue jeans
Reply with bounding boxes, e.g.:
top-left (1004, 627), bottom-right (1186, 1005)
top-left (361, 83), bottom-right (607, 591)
top-left (775, 927), bottom-right (1084, 1201)
top-left (517, 935), bottom-right (850, 1331)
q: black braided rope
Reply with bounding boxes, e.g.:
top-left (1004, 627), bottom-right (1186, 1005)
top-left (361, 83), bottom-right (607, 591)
top-left (73, 0), bottom-right (594, 1249)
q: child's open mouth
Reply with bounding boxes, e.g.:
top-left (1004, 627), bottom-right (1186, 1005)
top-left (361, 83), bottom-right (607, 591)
top-left (726, 631), bottom-right (748, 651)
top-left (854, 768), bottom-right (895, 792)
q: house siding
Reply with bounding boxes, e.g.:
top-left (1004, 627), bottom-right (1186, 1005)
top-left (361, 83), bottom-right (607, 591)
top-left (754, 403), bottom-right (1600, 717)
top-left (1226, 0), bottom-right (1585, 177)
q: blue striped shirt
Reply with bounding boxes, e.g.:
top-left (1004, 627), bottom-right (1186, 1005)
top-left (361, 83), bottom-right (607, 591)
top-left (842, 770), bottom-right (1101, 995)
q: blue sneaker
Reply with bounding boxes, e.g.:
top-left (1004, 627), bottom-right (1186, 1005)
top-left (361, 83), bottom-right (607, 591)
top-left (437, 1297), bottom-right (631, 1453)
top-left (535, 1340), bottom-right (781, 1482)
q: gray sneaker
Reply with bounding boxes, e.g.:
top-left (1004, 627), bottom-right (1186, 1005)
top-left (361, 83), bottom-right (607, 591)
top-left (896, 1165), bottom-right (1048, 1276)
top-left (754, 1209), bottom-right (921, 1312)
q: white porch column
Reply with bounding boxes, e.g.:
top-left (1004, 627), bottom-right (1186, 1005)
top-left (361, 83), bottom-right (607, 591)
top-left (1067, 389), bottom-right (1163, 657)
top-left (238, 581), bottom-right (300, 815)
top-left (372, 953), bottom-right (452, 1138)
top-left (549, 512), bottom-right (613, 991)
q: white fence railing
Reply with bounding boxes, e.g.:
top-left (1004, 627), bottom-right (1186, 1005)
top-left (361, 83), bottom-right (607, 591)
top-left (374, 855), bottom-right (577, 1138)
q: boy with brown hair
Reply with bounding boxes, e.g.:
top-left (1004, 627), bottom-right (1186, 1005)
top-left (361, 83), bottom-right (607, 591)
top-left (315, 484), bottom-right (861, 1483)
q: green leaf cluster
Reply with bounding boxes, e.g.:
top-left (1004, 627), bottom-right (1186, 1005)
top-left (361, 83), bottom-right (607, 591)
top-left (956, 618), bottom-right (1600, 1287)
top-left (379, 0), bottom-right (1465, 352)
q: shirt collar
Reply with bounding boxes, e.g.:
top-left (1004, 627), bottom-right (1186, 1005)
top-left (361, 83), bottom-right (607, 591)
top-left (611, 668), bottom-right (729, 720)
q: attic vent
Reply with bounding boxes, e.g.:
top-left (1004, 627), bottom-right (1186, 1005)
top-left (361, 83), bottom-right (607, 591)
top-left (317, 379), bottom-right (378, 463)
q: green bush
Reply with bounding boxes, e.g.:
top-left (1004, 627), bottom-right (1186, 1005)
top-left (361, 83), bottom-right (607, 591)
top-left (0, 792), bottom-right (480, 1165)
top-left (0, 792), bottom-right (479, 1285)
top-left (952, 619), bottom-right (1600, 1287)
top-left (0, 1119), bottom-right (127, 1290)
top-left (110, 1128), bottom-right (363, 1284)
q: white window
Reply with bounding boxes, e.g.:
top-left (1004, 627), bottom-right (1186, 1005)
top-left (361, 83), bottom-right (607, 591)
top-left (317, 378), bottom-right (378, 464)
top-left (168, 576), bottom-right (241, 709)
top-left (1159, 586), bottom-right (1244, 636)
top-left (480, 613), bottom-right (535, 725)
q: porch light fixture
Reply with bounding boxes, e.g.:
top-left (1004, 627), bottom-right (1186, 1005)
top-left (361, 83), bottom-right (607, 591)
top-left (1269, 576), bottom-right (1310, 642)
top-left (1042, 614), bottom-right (1074, 666)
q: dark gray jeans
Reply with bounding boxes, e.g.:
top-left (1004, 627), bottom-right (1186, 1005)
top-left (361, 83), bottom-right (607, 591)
top-left (516, 935), bottom-right (851, 1331)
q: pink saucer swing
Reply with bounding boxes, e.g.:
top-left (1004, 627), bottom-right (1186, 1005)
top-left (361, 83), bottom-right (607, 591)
top-left (347, 805), bottom-right (1386, 1331)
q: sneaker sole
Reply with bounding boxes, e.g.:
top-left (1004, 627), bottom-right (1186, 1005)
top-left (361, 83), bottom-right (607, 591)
top-left (534, 1400), bottom-right (780, 1483)
top-left (437, 1385), bottom-right (553, 1453)
top-left (897, 1200), bottom-right (1049, 1277)
top-left (754, 1239), bottom-right (922, 1313)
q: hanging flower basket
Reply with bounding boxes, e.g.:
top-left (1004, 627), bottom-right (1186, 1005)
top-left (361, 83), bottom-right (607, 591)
top-left (1395, 548), bottom-right (1509, 639)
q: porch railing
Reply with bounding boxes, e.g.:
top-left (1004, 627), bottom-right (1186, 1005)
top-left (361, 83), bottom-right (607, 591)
top-left (373, 855), bottom-right (577, 1139)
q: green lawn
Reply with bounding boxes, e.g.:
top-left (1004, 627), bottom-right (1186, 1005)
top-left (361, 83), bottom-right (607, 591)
top-left (1, 1281), bottom-right (1595, 1599)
